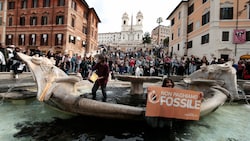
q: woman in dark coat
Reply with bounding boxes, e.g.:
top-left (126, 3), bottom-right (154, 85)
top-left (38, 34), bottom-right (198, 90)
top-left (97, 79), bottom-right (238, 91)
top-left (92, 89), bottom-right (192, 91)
top-left (88, 54), bottom-right (109, 102)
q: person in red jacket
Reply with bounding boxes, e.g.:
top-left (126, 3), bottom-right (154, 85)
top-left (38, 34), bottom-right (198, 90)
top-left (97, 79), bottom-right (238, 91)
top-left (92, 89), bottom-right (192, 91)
top-left (88, 54), bottom-right (109, 102)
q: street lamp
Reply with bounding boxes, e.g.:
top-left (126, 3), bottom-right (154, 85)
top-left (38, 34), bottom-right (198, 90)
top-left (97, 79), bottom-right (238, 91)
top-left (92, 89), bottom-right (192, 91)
top-left (156, 17), bottom-right (163, 46)
top-left (142, 36), bottom-right (146, 48)
top-left (234, 0), bottom-right (239, 57)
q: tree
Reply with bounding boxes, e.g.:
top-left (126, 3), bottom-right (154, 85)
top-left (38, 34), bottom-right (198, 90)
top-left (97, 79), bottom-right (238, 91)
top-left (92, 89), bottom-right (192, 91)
top-left (163, 37), bottom-right (169, 47)
top-left (142, 32), bottom-right (151, 46)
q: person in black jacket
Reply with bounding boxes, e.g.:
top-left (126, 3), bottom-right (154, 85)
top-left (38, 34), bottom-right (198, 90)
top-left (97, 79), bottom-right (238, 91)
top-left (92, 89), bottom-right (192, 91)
top-left (12, 47), bottom-right (25, 78)
top-left (162, 78), bottom-right (175, 88)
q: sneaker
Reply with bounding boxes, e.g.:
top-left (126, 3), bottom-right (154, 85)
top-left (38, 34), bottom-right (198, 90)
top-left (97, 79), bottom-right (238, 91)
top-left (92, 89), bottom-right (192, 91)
top-left (102, 98), bottom-right (106, 102)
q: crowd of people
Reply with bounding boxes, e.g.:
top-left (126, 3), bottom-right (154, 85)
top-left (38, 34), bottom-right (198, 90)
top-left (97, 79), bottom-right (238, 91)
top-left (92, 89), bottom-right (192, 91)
top-left (0, 45), bottom-right (250, 80)
top-left (2, 44), bottom-right (250, 103)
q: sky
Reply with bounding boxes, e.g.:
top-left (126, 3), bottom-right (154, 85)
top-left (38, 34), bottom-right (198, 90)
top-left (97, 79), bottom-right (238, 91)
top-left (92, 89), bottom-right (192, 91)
top-left (85, 0), bottom-right (182, 33)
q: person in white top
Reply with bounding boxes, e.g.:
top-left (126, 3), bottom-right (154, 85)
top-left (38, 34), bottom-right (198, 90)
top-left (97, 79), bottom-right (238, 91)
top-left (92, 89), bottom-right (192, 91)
top-left (0, 51), bottom-right (6, 72)
top-left (13, 61), bottom-right (26, 79)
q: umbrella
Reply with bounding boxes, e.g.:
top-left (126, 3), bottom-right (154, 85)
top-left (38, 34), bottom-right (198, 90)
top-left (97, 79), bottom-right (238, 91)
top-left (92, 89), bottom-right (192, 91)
top-left (240, 55), bottom-right (250, 59)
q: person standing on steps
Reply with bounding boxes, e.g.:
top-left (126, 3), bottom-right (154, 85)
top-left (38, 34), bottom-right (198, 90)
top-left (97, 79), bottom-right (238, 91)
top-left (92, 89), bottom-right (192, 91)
top-left (88, 54), bottom-right (109, 102)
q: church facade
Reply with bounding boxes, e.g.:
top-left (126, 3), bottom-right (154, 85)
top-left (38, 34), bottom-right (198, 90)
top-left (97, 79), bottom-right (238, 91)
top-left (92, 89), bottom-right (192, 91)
top-left (98, 11), bottom-right (144, 51)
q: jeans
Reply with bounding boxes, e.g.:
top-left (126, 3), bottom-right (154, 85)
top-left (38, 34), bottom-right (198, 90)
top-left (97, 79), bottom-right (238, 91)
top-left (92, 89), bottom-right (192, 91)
top-left (92, 82), bottom-right (107, 101)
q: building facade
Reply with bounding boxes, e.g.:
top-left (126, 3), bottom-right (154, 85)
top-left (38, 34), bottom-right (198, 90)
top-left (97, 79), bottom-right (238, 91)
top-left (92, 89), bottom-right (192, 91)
top-left (0, 0), bottom-right (100, 56)
top-left (167, 0), bottom-right (250, 62)
top-left (98, 11), bottom-right (144, 51)
top-left (151, 25), bottom-right (170, 47)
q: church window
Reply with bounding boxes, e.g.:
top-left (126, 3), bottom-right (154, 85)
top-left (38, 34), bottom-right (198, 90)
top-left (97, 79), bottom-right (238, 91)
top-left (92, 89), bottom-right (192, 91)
top-left (123, 20), bottom-right (126, 25)
top-left (138, 19), bottom-right (141, 24)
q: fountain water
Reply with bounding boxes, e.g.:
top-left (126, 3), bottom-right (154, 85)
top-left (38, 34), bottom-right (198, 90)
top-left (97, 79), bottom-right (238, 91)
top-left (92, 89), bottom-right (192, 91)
top-left (1, 52), bottom-right (250, 140)
top-left (0, 89), bottom-right (249, 141)
top-left (0, 75), bottom-right (36, 105)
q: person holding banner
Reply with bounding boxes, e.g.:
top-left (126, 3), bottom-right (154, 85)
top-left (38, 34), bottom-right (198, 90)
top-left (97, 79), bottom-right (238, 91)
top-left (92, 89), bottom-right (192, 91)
top-left (162, 78), bottom-right (175, 88)
top-left (88, 54), bottom-right (109, 102)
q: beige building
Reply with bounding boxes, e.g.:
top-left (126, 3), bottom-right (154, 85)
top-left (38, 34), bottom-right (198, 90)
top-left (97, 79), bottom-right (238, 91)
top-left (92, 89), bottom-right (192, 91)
top-left (167, 0), bottom-right (250, 62)
top-left (151, 25), bottom-right (170, 47)
top-left (0, 0), bottom-right (100, 56)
